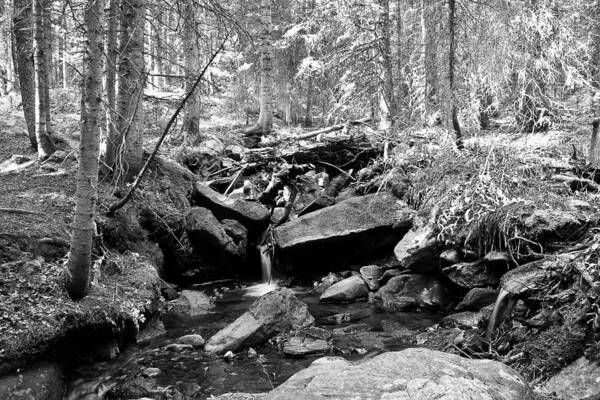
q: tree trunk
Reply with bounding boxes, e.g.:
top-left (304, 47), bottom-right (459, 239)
top-left (448, 0), bottom-right (462, 148)
top-left (256, 0), bottom-right (273, 134)
top-left (153, 14), bottom-right (165, 89)
top-left (61, 7), bottom-right (68, 89)
top-left (116, 0), bottom-right (145, 179)
top-left (182, 1), bottom-right (201, 140)
top-left (395, 0), bottom-right (405, 108)
top-left (12, 0), bottom-right (36, 148)
top-left (104, 0), bottom-right (119, 168)
top-left (66, 0), bottom-right (104, 300)
top-left (42, 1), bottom-right (52, 131)
top-left (378, 0), bottom-right (396, 129)
top-left (305, 75), bottom-right (313, 127)
top-left (591, 119), bottom-right (600, 167)
top-left (33, 0), bottom-right (55, 159)
top-left (412, 0), bottom-right (427, 122)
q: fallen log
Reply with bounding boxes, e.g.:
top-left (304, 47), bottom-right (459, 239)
top-left (552, 174), bottom-right (600, 192)
top-left (294, 117), bottom-right (371, 141)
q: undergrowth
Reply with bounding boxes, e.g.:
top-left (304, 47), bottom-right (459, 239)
top-left (395, 130), bottom-right (590, 258)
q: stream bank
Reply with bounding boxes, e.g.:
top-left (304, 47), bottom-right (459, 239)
top-left (2, 117), bottom-right (600, 399)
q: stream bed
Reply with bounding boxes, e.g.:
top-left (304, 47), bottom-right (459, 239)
top-left (65, 283), bottom-right (441, 399)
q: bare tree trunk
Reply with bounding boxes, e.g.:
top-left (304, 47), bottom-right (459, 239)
top-left (448, 0), bottom-right (462, 148)
top-left (116, 0), bottom-right (145, 179)
top-left (395, 0), bottom-right (405, 109)
top-left (256, 0), bottom-right (273, 133)
top-left (66, 0), bottom-right (104, 300)
top-left (104, 0), bottom-right (118, 167)
top-left (305, 75), bottom-right (313, 127)
top-left (62, 21), bottom-right (68, 88)
top-left (182, 1), bottom-right (201, 140)
top-left (33, 0), bottom-right (55, 159)
top-left (413, 0), bottom-right (427, 122)
top-left (12, 0), bottom-right (36, 148)
top-left (42, 1), bottom-right (52, 131)
top-left (153, 14), bottom-right (165, 89)
top-left (591, 119), bottom-right (600, 167)
top-left (378, 0), bottom-right (396, 129)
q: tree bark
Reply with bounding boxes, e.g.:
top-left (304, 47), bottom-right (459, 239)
top-left (182, 1), bottom-right (201, 140)
top-left (152, 13), bottom-right (165, 89)
top-left (448, 0), bottom-right (462, 148)
top-left (591, 119), bottom-right (600, 167)
top-left (116, 0), bottom-right (145, 179)
top-left (413, 0), bottom-right (427, 122)
top-left (304, 75), bottom-right (313, 127)
top-left (256, 0), bottom-right (273, 133)
top-left (378, 0), bottom-right (396, 129)
top-left (60, 7), bottom-right (69, 89)
top-left (66, 0), bottom-right (104, 300)
top-left (12, 0), bottom-right (36, 148)
top-left (33, 0), bottom-right (55, 159)
top-left (104, 0), bottom-right (118, 168)
top-left (42, 0), bottom-right (51, 130)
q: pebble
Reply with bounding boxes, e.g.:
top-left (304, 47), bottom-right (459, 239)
top-left (247, 348), bottom-right (257, 358)
top-left (142, 367), bottom-right (161, 378)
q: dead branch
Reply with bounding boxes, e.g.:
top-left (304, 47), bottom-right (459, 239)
top-left (106, 33), bottom-right (230, 216)
top-left (293, 117), bottom-right (371, 141)
top-left (0, 208), bottom-right (41, 215)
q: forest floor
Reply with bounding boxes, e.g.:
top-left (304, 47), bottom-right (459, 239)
top-left (0, 94), bottom-right (162, 374)
top-left (1, 89), bottom-right (600, 397)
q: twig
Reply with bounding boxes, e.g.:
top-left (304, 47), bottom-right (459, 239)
top-left (106, 33), bottom-right (230, 216)
top-left (315, 161), bottom-right (356, 181)
top-left (224, 166), bottom-right (246, 196)
top-left (0, 208), bottom-right (41, 215)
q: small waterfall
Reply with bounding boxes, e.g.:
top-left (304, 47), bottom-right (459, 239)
top-left (486, 288), bottom-right (510, 342)
top-left (259, 244), bottom-right (272, 284)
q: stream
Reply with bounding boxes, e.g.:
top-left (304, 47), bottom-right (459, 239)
top-left (65, 282), bottom-right (441, 400)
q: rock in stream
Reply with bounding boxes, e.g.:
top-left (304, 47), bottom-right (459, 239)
top-left (204, 288), bottom-right (314, 354)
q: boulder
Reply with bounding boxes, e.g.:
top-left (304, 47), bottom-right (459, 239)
top-left (543, 357), bottom-right (600, 400)
top-left (374, 274), bottom-right (446, 311)
top-left (168, 290), bottom-right (214, 316)
top-left (394, 225), bottom-right (441, 273)
top-left (500, 261), bottom-right (547, 294)
top-left (442, 261), bottom-right (499, 289)
top-left (274, 194), bottom-right (413, 274)
top-left (192, 183), bottom-right (269, 230)
top-left (360, 265), bottom-right (384, 291)
top-left (222, 219), bottom-right (249, 256)
top-left (456, 287), bottom-right (498, 311)
top-left (185, 207), bottom-right (247, 259)
top-left (440, 248), bottom-right (462, 267)
top-left (283, 336), bottom-right (330, 357)
top-left (319, 276), bottom-right (369, 303)
top-left (313, 272), bottom-right (343, 294)
top-left (261, 348), bottom-right (533, 399)
top-left (176, 334), bottom-right (205, 347)
top-left (378, 268), bottom-right (403, 285)
top-left (0, 363), bottom-right (64, 400)
top-left (204, 288), bottom-right (314, 354)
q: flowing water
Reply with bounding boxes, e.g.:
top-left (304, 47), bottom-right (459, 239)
top-left (64, 283), bottom-right (441, 400)
top-left (486, 288), bottom-right (510, 341)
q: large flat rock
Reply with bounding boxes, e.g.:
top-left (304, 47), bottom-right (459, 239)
top-left (274, 194), bottom-right (413, 274)
top-left (263, 348), bottom-right (533, 399)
